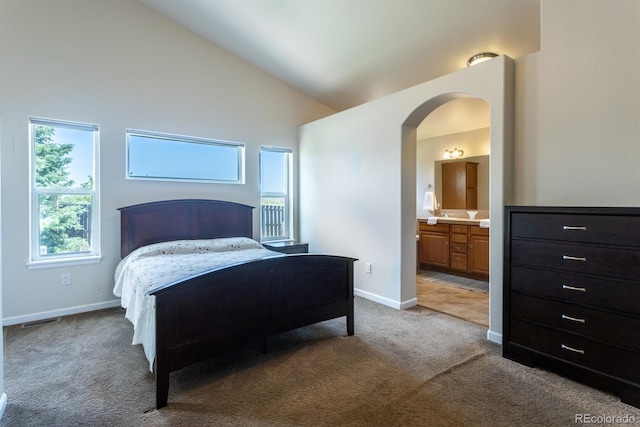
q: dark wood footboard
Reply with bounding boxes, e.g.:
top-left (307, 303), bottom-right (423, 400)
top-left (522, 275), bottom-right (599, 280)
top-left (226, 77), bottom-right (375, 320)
top-left (149, 254), bottom-right (356, 409)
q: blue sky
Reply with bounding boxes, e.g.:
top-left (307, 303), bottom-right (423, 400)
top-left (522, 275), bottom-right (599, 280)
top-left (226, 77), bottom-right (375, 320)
top-left (128, 135), bottom-right (239, 182)
top-left (52, 127), bottom-right (94, 188)
top-left (260, 150), bottom-right (287, 193)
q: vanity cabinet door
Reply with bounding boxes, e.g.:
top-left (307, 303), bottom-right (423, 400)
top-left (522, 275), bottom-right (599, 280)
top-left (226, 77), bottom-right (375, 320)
top-left (419, 224), bottom-right (449, 268)
top-left (469, 227), bottom-right (489, 275)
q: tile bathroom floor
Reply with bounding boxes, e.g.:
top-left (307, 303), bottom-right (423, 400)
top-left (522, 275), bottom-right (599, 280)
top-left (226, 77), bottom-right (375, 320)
top-left (416, 270), bottom-right (489, 327)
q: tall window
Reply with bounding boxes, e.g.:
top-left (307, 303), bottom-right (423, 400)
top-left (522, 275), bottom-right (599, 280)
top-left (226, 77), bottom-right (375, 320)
top-left (126, 129), bottom-right (244, 183)
top-left (29, 117), bottom-right (100, 265)
top-left (260, 146), bottom-right (292, 242)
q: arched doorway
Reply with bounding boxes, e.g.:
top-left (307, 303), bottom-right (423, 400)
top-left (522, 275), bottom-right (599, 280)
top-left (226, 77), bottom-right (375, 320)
top-left (400, 83), bottom-right (513, 344)
top-left (415, 97), bottom-right (490, 325)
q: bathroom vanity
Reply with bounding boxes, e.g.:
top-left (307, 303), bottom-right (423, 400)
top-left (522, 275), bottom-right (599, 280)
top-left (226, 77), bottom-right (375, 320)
top-left (418, 217), bottom-right (489, 280)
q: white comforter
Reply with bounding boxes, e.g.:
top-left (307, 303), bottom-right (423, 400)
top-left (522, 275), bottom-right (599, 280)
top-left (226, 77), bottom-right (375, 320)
top-left (113, 237), bottom-right (278, 370)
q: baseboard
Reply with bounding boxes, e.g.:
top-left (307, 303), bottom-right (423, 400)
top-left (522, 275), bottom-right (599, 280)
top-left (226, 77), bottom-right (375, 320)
top-left (0, 392), bottom-right (7, 420)
top-left (399, 297), bottom-right (418, 310)
top-left (3, 300), bottom-right (121, 326)
top-left (487, 329), bottom-right (502, 344)
top-left (354, 288), bottom-right (416, 310)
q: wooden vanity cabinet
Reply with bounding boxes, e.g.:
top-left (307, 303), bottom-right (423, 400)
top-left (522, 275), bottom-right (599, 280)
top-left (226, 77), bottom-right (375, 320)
top-left (419, 221), bottom-right (488, 280)
top-left (418, 223), bottom-right (449, 268)
top-left (441, 161), bottom-right (478, 210)
top-left (504, 206), bottom-right (640, 408)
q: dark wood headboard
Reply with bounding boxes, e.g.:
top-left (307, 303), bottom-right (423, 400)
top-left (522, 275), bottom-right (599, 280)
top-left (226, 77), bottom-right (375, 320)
top-left (118, 199), bottom-right (254, 258)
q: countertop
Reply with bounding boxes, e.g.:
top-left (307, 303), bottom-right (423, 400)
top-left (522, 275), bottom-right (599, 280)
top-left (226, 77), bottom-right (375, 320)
top-left (417, 217), bottom-right (489, 226)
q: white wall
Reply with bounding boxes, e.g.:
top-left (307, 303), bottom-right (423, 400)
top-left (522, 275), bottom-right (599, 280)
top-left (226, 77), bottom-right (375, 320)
top-left (299, 57), bottom-right (514, 332)
top-left (514, 0), bottom-right (640, 206)
top-left (299, 0), bottom-right (640, 343)
top-left (0, 0), bottom-right (334, 323)
top-left (0, 156), bottom-right (4, 416)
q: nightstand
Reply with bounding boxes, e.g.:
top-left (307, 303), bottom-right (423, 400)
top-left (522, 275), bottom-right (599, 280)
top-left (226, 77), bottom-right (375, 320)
top-left (263, 241), bottom-right (309, 254)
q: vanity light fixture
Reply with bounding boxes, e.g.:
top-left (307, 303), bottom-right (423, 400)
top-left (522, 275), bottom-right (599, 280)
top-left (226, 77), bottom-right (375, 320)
top-left (443, 147), bottom-right (464, 159)
top-left (467, 52), bottom-right (498, 67)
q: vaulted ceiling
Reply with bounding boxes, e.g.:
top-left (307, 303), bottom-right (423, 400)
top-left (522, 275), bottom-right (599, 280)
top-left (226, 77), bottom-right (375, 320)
top-left (140, 0), bottom-right (540, 138)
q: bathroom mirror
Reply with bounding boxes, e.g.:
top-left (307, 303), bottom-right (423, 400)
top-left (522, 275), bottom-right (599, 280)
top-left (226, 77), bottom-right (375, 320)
top-left (435, 155), bottom-right (489, 210)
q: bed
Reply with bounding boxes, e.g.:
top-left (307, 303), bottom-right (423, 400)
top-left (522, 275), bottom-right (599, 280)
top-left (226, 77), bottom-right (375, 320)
top-left (114, 199), bottom-right (356, 409)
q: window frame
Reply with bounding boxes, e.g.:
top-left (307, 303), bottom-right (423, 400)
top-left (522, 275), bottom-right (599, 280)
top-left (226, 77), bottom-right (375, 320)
top-left (260, 146), bottom-right (293, 243)
top-left (28, 117), bottom-right (101, 268)
top-left (125, 129), bottom-right (245, 184)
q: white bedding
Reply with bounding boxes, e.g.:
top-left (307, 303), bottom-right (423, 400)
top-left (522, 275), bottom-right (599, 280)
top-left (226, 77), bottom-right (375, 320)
top-left (113, 237), bottom-right (279, 371)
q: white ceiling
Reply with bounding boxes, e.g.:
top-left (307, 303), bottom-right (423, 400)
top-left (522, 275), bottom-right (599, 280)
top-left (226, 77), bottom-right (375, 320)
top-left (140, 0), bottom-right (540, 138)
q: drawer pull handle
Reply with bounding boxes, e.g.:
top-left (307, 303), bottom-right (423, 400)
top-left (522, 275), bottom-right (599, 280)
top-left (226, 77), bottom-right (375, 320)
top-left (562, 314), bottom-right (586, 323)
top-left (561, 344), bottom-right (585, 354)
top-left (563, 225), bottom-right (587, 231)
top-left (562, 284), bottom-right (586, 292)
top-left (563, 255), bottom-right (587, 262)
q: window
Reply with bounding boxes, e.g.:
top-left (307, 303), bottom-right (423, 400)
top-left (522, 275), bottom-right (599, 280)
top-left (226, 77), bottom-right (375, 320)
top-left (260, 146), bottom-right (292, 242)
top-left (29, 117), bottom-right (100, 265)
top-left (126, 129), bottom-right (244, 183)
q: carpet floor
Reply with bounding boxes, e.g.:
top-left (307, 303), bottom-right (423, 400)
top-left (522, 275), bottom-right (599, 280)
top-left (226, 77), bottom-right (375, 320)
top-left (2, 297), bottom-right (639, 426)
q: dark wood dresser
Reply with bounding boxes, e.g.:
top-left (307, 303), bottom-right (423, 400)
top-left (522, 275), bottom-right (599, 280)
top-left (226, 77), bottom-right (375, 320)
top-left (504, 206), bottom-right (640, 408)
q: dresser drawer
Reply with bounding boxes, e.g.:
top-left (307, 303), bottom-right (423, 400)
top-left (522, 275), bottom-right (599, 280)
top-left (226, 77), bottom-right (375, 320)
top-left (511, 265), bottom-right (640, 315)
top-left (510, 212), bottom-right (640, 246)
top-left (451, 224), bottom-right (468, 234)
top-left (451, 233), bottom-right (468, 244)
top-left (511, 239), bottom-right (640, 281)
top-left (419, 222), bottom-right (449, 233)
top-left (450, 253), bottom-right (467, 271)
top-left (450, 242), bottom-right (468, 254)
top-left (511, 293), bottom-right (640, 352)
top-left (470, 226), bottom-right (489, 236)
top-left (510, 319), bottom-right (640, 384)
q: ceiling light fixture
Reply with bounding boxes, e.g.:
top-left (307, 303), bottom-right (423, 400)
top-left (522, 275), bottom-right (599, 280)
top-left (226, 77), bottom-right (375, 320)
top-left (443, 148), bottom-right (464, 159)
top-left (467, 52), bottom-right (498, 67)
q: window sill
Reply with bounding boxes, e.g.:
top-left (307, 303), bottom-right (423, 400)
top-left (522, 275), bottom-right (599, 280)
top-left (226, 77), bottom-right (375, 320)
top-left (26, 255), bottom-right (103, 270)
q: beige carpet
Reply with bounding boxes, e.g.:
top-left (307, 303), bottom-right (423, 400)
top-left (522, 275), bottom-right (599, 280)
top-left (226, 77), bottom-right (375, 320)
top-left (3, 297), bottom-right (639, 426)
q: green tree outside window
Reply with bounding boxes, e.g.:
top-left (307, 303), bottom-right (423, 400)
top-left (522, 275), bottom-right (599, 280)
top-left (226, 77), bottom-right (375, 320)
top-left (35, 125), bottom-right (94, 255)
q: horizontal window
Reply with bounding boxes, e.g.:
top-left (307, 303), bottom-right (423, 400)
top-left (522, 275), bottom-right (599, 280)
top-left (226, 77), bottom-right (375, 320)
top-left (126, 129), bottom-right (244, 183)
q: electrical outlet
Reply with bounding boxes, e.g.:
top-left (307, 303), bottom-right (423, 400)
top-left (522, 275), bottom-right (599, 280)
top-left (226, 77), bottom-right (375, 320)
top-left (61, 273), bottom-right (71, 286)
top-left (365, 263), bottom-right (372, 274)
